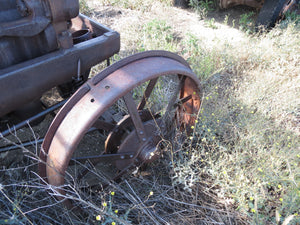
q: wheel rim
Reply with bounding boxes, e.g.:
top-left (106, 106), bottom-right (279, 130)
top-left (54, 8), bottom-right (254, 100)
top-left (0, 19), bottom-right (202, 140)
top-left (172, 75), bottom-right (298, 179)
top-left (280, 0), bottom-right (297, 16)
top-left (38, 50), bottom-right (202, 207)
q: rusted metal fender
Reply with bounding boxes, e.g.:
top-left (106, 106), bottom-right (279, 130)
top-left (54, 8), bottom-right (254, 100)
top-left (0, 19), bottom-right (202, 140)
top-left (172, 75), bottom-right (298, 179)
top-left (38, 50), bottom-right (202, 206)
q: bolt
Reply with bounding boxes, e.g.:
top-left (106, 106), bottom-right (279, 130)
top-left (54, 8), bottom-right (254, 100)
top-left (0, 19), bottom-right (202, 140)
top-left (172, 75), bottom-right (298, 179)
top-left (130, 155), bottom-right (134, 158)
top-left (142, 138), bottom-right (147, 142)
top-left (120, 155), bottom-right (125, 159)
top-left (139, 131), bottom-right (144, 135)
top-left (61, 31), bottom-right (69, 36)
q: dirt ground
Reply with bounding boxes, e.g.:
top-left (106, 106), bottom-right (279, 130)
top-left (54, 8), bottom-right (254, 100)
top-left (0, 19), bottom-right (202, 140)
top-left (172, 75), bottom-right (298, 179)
top-left (88, 2), bottom-right (256, 48)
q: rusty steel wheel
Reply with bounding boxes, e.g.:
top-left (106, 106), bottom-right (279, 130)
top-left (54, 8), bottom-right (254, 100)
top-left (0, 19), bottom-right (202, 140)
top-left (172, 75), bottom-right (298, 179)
top-left (38, 50), bottom-right (202, 208)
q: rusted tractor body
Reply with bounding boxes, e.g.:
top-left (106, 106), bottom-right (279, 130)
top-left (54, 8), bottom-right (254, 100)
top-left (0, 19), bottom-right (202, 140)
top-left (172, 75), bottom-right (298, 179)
top-left (0, 0), bottom-right (202, 208)
top-left (0, 0), bottom-right (120, 117)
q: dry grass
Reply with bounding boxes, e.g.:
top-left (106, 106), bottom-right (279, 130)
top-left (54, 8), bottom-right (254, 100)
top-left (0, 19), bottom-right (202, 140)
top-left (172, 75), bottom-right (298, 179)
top-left (0, 0), bottom-right (299, 224)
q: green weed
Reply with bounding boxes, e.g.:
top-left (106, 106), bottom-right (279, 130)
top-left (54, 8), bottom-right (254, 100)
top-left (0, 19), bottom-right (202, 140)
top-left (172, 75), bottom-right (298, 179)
top-left (189, 0), bottom-right (215, 19)
top-left (170, 21), bottom-right (300, 224)
top-left (79, 0), bottom-right (92, 15)
top-left (239, 12), bottom-right (255, 33)
top-left (224, 14), bottom-right (229, 26)
top-left (138, 19), bottom-right (177, 51)
top-left (182, 33), bottom-right (223, 80)
top-left (205, 18), bottom-right (218, 29)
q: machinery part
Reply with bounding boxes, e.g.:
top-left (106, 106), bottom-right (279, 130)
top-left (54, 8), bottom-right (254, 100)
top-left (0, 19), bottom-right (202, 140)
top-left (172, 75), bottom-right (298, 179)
top-left (0, 0), bottom-right (79, 69)
top-left (280, 0), bottom-right (299, 15)
top-left (256, 0), bottom-right (298, 29)
top-left (0, 99), bottom-right (67, 137)
top-left (57, 29), bottom-right (93, 99)
top-left (72, 29), bottom-right (92, 44)
top-left (0, 14), bottom-right (120, 118)
top-left (104, 109), bottom-right (156, 154)
top-left (57, 69), bottom-right (90, 98)
top-left (219, 0), bottom-right (264, 9)
top-left (38, 50), bottom-right (202, 208)
top-left (0, 138), bottom-right (44, 153)
top-left (9, 100), bottom-right (46, 126)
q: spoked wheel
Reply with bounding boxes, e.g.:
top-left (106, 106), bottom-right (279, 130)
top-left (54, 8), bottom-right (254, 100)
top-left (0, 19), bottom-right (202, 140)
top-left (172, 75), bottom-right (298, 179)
top-left (38, 51), bottom-right (202, 208)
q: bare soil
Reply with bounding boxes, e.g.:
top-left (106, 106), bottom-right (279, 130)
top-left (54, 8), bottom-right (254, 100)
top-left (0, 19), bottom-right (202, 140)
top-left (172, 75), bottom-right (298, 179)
top-left (87, 2), bottom-right (258, 47)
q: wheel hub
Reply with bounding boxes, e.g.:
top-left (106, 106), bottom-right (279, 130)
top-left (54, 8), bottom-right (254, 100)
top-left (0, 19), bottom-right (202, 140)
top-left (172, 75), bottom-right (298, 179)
top-left (115, 120), bottom-right (162, 170)
top-left (105, 109), bottom-right (155, 154)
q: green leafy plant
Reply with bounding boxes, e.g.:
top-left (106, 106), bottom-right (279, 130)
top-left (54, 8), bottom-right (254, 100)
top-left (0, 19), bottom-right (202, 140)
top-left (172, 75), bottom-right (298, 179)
top-left (239, 12), bottom-right (255, 33)
top-left (205, 18), bottom-right (218, 29)
top-left (189, 0), bottom-right (215, 19)
top-left (138, 19), bottom-right (177, 51)
top-left (79, 0), bottom-right (92, 15)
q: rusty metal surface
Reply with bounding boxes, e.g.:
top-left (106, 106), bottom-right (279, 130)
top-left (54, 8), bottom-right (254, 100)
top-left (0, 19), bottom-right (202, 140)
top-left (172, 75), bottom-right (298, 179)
top-left (69, 152), bottom-right (136, 166)
top-left (115, 119), bottom-right (162, 170)
top-left (0, 4), bottom-right (50, 37)
top-left (0, 99), bottom-right (67, 137)
top-left (0, 0), bottom-right (79, 69)
top-left (123, 92), bottom-right (148, 143)
top-left (105, 110), bottom-right (155, 154)
top-left (281, 0), bottom-right (298, 15)
top-left (0, 0), bottom-right (120, 117)
top-left (0, 13), bottom-right (120, 117)
top-left (38, 50), bottom-right (202, 207)
top-left (48, 0), bottom-right (79, 22)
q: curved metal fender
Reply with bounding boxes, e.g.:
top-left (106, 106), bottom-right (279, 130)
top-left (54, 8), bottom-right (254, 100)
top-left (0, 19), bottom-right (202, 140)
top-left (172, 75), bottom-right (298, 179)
top-left (38, 50), bottom-right (202, 205)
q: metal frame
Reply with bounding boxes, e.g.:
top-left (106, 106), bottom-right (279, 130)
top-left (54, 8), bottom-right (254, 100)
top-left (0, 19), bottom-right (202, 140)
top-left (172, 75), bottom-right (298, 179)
top-left (0, 14), bottom-right (120, 117)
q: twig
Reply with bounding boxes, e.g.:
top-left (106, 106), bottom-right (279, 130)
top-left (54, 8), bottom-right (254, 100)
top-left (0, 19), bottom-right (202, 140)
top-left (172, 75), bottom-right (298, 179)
top-left (125, 180), bottom-right (169, 225)
top-left (0, 188), bottom-right (34, 225)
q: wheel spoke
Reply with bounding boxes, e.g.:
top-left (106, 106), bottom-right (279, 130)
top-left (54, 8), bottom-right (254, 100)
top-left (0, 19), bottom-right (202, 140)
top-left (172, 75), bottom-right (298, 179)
top-left (137, 78), bottom-right (158, 110)
top-left (70, 152), bottom-right (135, 165)
top-left (92, 119), bottom-right (115, 131)
top-left (166, 76), bottom-right (186, 113)
top-left (123, 92), bottom-right (148, 143)
top-left (175, 94), bottom-right (192, 107)
top-left (70, 152), bottom-right (135, 180)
